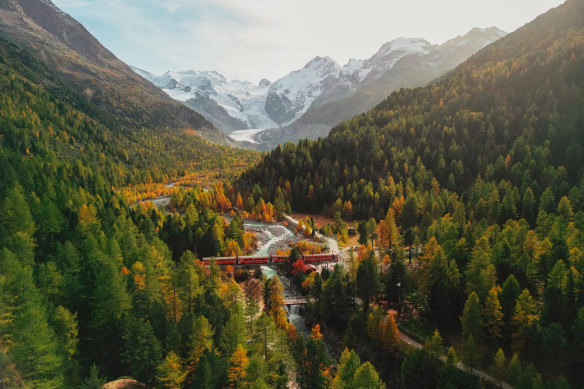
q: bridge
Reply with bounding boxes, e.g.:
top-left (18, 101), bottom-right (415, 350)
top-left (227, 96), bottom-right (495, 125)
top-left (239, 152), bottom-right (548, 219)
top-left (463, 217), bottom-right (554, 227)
top-left (284, 298), bottom-right (307, 305)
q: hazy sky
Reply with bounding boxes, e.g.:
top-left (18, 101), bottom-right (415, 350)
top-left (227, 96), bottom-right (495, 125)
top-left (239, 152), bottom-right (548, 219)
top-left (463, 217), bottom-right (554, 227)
top-left (52, 0), bottom-right (565, 83)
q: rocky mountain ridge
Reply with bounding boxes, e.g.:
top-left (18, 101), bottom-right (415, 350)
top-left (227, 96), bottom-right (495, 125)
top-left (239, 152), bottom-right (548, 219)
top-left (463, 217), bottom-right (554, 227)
top-left (135, 27), bottom-right (505, 147)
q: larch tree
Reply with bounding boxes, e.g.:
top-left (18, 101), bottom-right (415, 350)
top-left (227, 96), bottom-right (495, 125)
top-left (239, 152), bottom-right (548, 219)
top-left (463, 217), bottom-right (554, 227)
top-left (423, 329), bottom-right (444, 358)
top-left (462, 335), bottom-right (480, 373)
top-left (482, 286), bottom-right (503, 341)
top-left (380, 313), bottom-right (399, 353)
top-left (352, 362), bottom-right (385, 389)
top-left (189, 315), bottom-right (214, 368)
top-left (332, 348), bottom-right (360, 389)
top-left (156, 351), bottom-right (187, 389)
top-left (512, 289), bottom-right (539, 353)
top-left (465, 236), bottom-right (497, 301)
top-left (227, 344), bottom-right (248, 388)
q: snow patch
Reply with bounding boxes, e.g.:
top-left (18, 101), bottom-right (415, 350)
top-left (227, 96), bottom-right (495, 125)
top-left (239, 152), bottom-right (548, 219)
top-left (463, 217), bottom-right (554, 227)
top-left (229, 128), bottom-right (265, 144)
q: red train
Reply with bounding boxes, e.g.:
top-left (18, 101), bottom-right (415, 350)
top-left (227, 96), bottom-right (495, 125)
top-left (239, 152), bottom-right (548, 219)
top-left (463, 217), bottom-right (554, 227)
top-left (202, 253), bottom-right (338, 266)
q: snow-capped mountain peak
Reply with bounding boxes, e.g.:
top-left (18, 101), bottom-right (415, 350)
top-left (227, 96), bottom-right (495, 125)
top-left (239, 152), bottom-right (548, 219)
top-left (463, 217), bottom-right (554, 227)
top-left (264, 56), bottom-right (341, 125)
top-left (132, 26), bottom-right (506, 143)
top-left (132, 67), bottom-right (277, 132)
top-left (338, 37), bottom-right (432, 84)
top-left (374, 37), bottom-right (431, 58)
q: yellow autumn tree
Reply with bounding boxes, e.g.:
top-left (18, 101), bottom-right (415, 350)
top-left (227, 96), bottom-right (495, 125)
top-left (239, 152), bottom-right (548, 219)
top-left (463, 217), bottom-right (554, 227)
top-left (156, 351), bottom-right (187, 389)
top-left (228, 344), bottom-right (248, 387)
top-left (380, 313), bottom-right (399, 352)
top-left (311, 323), bottom-right (323, 340)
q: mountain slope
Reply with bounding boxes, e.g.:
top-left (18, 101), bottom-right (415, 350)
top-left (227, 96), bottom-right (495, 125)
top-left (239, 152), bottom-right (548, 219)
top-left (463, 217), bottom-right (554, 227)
top-left (0, 0), bottom-right (234, 145)
top-left (236, 0), bottom-right (583, 216)
top-left (0, 36), bottom-right (257, 187)
top-left (259, 27), bottom-right (507, 147)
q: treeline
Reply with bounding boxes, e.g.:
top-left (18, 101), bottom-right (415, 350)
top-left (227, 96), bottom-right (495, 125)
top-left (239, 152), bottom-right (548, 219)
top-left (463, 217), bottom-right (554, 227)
top-left (233, 1), bottom-right (584, 386)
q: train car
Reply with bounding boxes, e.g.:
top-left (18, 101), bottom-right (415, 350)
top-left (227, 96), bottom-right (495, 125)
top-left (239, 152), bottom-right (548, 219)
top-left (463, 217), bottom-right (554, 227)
top-left (271, 254), bottom-right (290, 263)
top-left (239, 256), bottom-right (270, 265)
top-left (303, 253), bottom-right (338, 262)
top-left (202, 257), bottom-right (237, 266)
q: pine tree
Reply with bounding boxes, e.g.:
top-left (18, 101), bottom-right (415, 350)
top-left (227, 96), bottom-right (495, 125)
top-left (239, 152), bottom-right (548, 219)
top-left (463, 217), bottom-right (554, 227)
top-left (80, 364), bottom-right (107, 389)
top-left (490, 348), bottom-right (507, 387)
top-left (500, 274), bottom-right (521, 325)
top-left (461, 291), bottom-right (483, 342)
top-left (121, 319), bottom-right (162, 386)
top-left (220, 304), bottom-right (246, 355)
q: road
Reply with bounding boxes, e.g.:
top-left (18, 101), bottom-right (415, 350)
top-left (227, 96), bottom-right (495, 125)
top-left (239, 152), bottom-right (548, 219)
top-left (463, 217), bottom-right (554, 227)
top-left (398, 326), bottom-right (512, 388)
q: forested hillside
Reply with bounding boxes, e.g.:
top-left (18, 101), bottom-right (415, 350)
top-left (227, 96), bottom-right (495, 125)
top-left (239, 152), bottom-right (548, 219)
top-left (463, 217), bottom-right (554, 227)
top-left (0, 38), bottom-right (258, 187)
top-left (236, 0), bottom-right (584, 386)
top-left (0, 30), bottom-right (389, 389)
top-left (0, 35), bottom-right (286, 388)
top-left (0, 0), bottom-right (240, 146)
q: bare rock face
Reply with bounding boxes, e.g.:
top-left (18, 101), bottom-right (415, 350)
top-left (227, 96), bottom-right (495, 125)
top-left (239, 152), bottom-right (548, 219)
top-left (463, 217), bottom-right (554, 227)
top-left (258, 78), bottom-right (271, 87)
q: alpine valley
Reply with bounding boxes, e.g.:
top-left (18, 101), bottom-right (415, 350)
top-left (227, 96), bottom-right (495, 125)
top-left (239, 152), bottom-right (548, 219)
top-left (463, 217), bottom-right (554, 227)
top-left (134, 27), bottom-right (506, 149)
top-left (2, 0), bottom-right (584, 388)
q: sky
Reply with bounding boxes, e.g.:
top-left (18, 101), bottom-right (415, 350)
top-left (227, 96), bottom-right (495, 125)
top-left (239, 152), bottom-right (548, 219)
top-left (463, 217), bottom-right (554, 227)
top-left (52, 0), bottom-right (565, 84)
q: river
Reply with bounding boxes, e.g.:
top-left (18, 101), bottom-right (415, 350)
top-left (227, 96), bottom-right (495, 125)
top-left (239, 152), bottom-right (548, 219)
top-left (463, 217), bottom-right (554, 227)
top-left (148, 198), bottom-right (317, 336)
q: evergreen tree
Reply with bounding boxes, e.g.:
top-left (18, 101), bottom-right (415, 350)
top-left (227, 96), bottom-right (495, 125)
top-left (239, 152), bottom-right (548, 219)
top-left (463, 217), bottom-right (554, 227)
top-left (80, 364), bottom-right (107, 389)
top-left (121, 319), bottom-right (162, 386)
top-left (490, 348), bottom-right (507, 387)
top-left (461, 291), bottom-right (483, 342)
top-left (357, 254), bottom-right (380, 316)
top-left (352, 362), bottom-right (385, 389)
